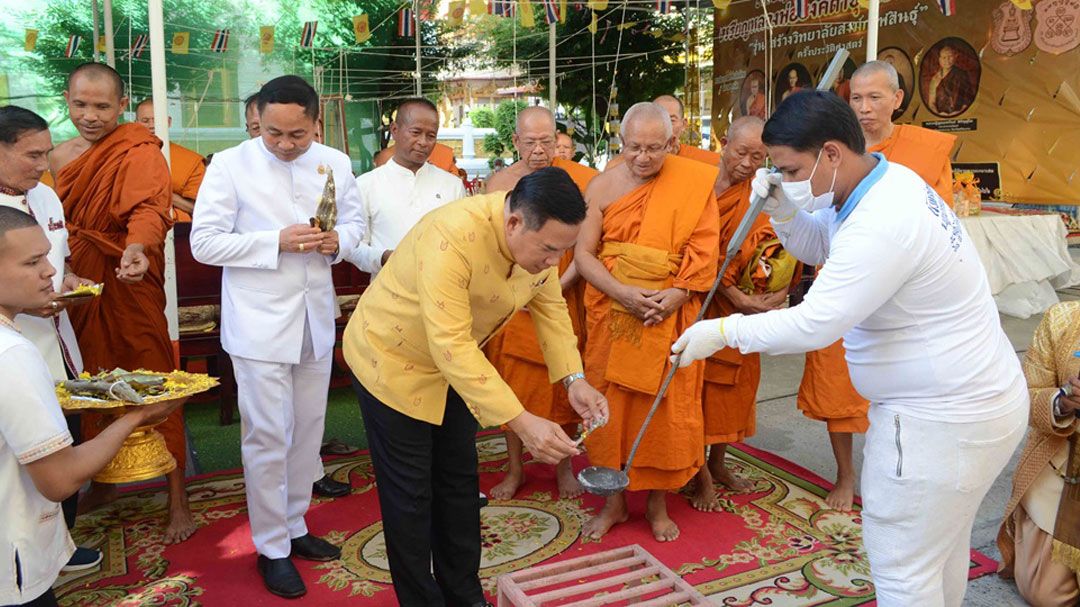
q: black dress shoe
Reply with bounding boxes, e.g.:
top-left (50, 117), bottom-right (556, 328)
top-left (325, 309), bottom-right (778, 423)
top-left (290, 534), bottom-right (341, 561)
top-left (313, 475), bottom-right (351, 498)
top-left (257, 555), bottom-right (306, 599)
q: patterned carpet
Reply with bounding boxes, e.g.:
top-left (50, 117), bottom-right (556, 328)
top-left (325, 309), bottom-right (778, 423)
top-left (57, 434), bottom-right (996, 606)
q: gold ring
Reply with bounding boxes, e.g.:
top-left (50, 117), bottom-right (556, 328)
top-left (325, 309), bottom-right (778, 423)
top-left (299, 243), bottom-right (305, 252)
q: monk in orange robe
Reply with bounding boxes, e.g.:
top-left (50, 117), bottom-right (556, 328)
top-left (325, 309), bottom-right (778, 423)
top-left (49, 63), bottom-right (195, 544)
top-left (578, 102), bottom-right (719, 542)
top-left (375, 141), bottom-right (460, 175)
top-left (606, 95), bottom-right (721, 171)
top-left (692, 117), bottom-right (799, 511)
top-left (483, 107), bottom-right (600, 500)
top-left (135, 98), bottom-right (206, 222)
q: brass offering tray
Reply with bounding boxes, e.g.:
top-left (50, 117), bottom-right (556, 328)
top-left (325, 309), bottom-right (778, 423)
top-left (57, 370), bottom-right (218, 483)
top-left (57, 369), bottom-right (218, 411)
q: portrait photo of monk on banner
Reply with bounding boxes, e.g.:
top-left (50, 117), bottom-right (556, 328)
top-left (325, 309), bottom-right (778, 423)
top-left (920, 37), bottom-right (981, 118)
top-left (773, 63), bottom-right (812, 108)
top-left (738, 70), bottom-right (767, 119)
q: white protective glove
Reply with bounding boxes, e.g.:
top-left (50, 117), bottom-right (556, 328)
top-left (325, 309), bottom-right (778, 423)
top-left (751, 168), bottom-right (797, 223)
top-left (669, 314), bottom-right (743, 368)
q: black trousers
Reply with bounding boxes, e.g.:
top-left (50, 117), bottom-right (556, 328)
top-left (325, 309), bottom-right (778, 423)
top-left (353, 376), bottom-right (483, 607)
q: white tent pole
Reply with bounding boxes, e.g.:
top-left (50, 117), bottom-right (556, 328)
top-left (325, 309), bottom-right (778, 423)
top-left (148, 0), bottom-right (179, 345)
top-left (548, 23), bottom-right (556, 109)
top-left (92, 0), bottom-right (100, 63)
top-left (103, 0), bottom-right (115, 67)
top-left (414, 0), bottom-right (422, 95)
top-left (866, 0), bottom-right (880, 61)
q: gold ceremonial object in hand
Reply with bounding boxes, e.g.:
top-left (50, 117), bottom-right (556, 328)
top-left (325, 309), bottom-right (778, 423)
top-left (57, 369), bottom-right (219, 483)
top-left (309, 168), bottom-right (337, 232)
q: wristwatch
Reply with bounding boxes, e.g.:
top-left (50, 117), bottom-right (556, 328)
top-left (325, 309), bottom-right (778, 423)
top-left (561, 372), bottom-right (585, 391)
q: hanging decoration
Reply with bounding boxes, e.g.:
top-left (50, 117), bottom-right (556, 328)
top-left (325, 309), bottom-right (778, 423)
top-left (259, 25), bottom-right (275, 53)
top-left (171, 31), bottom-right (189, 54)
top-left (211, 28), bottom-right (230, 52)
top-left (353, 14), bottom-right (372, 43)
top-left (300, 20), bottom-right (318, 48)
top-left (64, 34), bottom-right (81, 58)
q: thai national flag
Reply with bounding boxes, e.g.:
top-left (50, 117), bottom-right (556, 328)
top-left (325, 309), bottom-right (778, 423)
top-left (794, 0), bottom-right (809, 18)
top-left (300, 21), bottom-right (317, 48)
top-left (211, 28), bottom-right (230, 52)
top-left (542, 0), bottom-right (560, 24)
top-left (490, 0), bottom-right (515, 17)
top-left (130, 34), bottom-right (148, 59)
top-left (656, 0), bottom-right (671, 12)
top-left (936, 0), bottom-right (956, 16)
top-left (398, 8), bottom-right (416, 37)
top-left (64, 35), bottom-right (81, 58)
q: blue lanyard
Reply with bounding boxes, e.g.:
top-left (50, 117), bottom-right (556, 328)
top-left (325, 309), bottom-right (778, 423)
top-left (835, 152), bottom-right (888, 223)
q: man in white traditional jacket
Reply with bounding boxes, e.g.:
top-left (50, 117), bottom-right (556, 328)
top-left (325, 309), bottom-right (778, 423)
top-left (191, 75), bottom-right (363, 600)
top-left (671, 91), bottom-right (1028, 607)
top-left (0, 105), bottom-right (105, 574)
top-left (350, 97), bottom-right (465, 276)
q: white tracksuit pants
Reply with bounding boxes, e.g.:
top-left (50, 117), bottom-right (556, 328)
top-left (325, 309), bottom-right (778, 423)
top-left (860, 400), bottom-right (1028, 607)
top-left (232, 322), bottom-right (332, 559)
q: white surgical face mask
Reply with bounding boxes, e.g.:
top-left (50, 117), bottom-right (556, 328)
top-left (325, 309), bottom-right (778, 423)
top-left (781, 148), bottom-right (838, 212)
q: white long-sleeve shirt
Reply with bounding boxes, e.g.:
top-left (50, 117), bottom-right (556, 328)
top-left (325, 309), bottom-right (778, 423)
top-left (348, 158), bottom-right (466, 275)
top-left (728, 155), bottom-right (1025, 422)
top-left (191, 138), bottom-right (363, 363)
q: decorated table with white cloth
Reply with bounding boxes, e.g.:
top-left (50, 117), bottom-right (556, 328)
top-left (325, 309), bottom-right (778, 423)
top-left (960, 212), bottom-right (1080, 319)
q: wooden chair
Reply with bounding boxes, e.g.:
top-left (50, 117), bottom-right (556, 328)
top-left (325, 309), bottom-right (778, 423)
top-left (173, 222), bottom-right (237, 425)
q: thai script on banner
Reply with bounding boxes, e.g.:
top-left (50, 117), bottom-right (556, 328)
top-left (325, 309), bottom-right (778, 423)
top-left (718, 1), bottom-right (929, 44)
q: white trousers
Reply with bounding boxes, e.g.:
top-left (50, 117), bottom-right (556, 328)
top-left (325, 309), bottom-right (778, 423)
top-left (233, 321), bottom-right (331, 559)
top-left (861, 400), bottom-right (1028, 607)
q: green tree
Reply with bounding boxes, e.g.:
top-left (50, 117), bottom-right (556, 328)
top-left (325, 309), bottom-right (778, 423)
top-left (470, 106), bottom-right (495, 128)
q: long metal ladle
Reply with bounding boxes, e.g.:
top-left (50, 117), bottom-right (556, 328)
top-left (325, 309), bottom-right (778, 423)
top-left (578, 48), bottom-right (852, 496)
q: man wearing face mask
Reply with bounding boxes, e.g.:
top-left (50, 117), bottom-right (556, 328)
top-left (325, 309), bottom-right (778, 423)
top-left (671, 91), bottom-right (1028, 606)
top-left (191, 75), bottom-right (364, 599)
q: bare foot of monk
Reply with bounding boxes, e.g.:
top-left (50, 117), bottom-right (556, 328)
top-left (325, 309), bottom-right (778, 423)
top-left (645, 491), bottom-right (679, 542)
top-left (555, 458), bottom-right (583, 499)
top-left (707, 444), bottom-right (753, 492)
top-left (77, 481), bottom-right (120, 514)
top-left (689, 468), bottom-right (719, 512)
top-left (490, 469), bottom-right (525, 500)
top-left (825, 473), bottom-right (856, 511)
top-left (583, 494), bottom-right (629, 540)
top-left (163, 470), bottom-right (197, 544)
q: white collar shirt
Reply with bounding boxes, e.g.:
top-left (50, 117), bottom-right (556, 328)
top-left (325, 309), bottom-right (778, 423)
top-left (348, 158), bottom-right (466, 275)
top-left (0, 326), bottom-right (75, 604)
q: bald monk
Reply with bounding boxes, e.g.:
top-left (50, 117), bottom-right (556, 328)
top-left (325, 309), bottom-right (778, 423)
top-left (850, 60), bottom-right (956, 204)
top-left (555, 131), bottom-right (575, 161)
top-left (374, 141), bottom-right (460, 175)
top-left (484, 107), bottom-right (599, 500)
top-left (691, 116), bottom-right (798, 511)
top-left (606, 95), bottom-right (721, 171)
top-left (578, 102), bottom-right (720, 541)
top-left (134, 98), bottom-right (205, 222)
top-left (49, 63), bottom-right (195, 544)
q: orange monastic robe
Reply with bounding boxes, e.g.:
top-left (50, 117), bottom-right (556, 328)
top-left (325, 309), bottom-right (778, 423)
top-left (870, 124), bottom-right (956, 205)
top-left (485, 157), bottom-right (599, 424)
top-left (54, 124), bottom-right (184, 467)
top-left (168, 142), bottom-right (206, 222)
top-left (676, 144), bottom-right (721, 166)
top-left (584, 155), bottom-right (720, 491)
top-left (703, 179), bottom-right (777, 444)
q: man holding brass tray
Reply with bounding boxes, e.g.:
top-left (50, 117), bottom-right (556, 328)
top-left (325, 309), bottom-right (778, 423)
top-left (0, 206), bottom-right (185, 607)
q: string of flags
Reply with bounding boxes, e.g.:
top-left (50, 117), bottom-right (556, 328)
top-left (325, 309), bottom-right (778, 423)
top-left (22, 0), bottom-right (964, 57)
